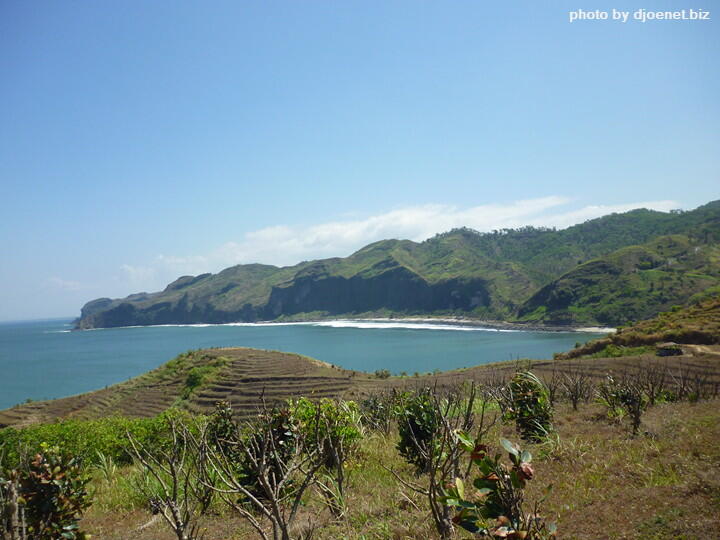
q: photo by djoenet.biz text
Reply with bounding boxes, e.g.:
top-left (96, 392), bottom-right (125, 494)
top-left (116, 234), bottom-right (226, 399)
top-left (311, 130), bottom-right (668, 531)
top-left (569, 7), bottom-right (711, 23)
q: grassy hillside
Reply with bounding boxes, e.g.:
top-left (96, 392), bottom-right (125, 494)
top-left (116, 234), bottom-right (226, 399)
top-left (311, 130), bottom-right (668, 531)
top-left (0, 348), bottom-right (367, 428)
top-left (518, 234), bottom-right (720, 325)
top-left (2, 345), bottom-right (720, 539)
top-left (76, 200), bottom-right (720, 329)
top-left (559, 294), bottom-right (720, 359)
top-left (76, 399), bottom-right (720, 540)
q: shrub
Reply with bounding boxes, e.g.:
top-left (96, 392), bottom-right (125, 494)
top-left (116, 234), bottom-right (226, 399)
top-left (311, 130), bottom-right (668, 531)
top-left (205, 401), bottom-right (299, 504)
top-left (126, 418), bottom-right (211, 540)
top-left (500, 371), bottom-right (553, 442)
top-left (0, 415), bottom-right (176, 470)
top-left (290, 397), bottom-right (363, 516)
top-left (199, 402), bottom-right (326, 540)
top-left (388, 385), bottom-right (496, 540)
top-left (596, 374), bottom-right (648, 436)
top-left (0, 443), bottom-right (92, 540)
top-left (291, 398), bottom-right (363, 462)
top-left (359, 391), bottom-right (401, 434)
top-left (443, 438), bottom-right (556, 539)
top-left (396, 388), bottom-right (440, 473)
top-left (374, 369), bottom-right (391, 379)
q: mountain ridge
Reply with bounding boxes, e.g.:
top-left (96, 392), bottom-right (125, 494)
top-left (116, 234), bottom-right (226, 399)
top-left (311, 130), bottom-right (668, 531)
top-left (76, 200), bottom-right (720, 329)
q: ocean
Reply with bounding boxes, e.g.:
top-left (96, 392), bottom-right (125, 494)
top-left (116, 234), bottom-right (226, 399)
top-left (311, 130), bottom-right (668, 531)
top-left (0, 318), bottom-right (605, 409)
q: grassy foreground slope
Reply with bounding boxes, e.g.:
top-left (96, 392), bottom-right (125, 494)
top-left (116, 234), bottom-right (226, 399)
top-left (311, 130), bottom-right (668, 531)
top-left (76, 200), bottom-right (720, 329)
top-left (4, 349), bottom-right (719, 538)
top-left (78, 399), bottom-right (720, 540)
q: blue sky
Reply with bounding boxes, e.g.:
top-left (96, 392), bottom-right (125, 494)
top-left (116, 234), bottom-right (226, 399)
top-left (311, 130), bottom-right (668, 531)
top-left (1, 0), bottom-right (718, 320)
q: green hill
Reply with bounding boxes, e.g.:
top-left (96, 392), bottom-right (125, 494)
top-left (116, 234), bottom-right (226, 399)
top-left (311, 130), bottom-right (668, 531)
top-left (558, 294), bottom-right (720, 358)
top-left (518, 233), bottom-right (720, 325)
top-left (76, 200), bottom-right (720, 329)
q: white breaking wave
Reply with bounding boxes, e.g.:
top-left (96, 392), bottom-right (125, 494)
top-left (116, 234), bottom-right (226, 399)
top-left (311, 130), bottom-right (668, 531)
top-left (310, 320), bottom-right (518, 332)
top-left (84, 320), bottom-right (606, 334)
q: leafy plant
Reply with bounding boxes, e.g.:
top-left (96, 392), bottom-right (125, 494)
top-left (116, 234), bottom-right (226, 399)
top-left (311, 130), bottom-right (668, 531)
top-left (443, 439), bottom-right (556, 539)
top-left (499, 371), bottom-right (553, 442)
top-left (359, 391), bottom-right (396, 434)
top-left (197, 402), bottom-right (325, 540)
top-left (291, 397), bottom-right (363, 516)
top-left (0, 414), bottom-right (178, 469)
top-left (396, 388), bottom-right (440, 473)
top-left (596, 374), bottom-right (648, 436)
top-left (1, 443), bottom-right (92, 540)
top-left (388, 385), bottom-right (497, 539)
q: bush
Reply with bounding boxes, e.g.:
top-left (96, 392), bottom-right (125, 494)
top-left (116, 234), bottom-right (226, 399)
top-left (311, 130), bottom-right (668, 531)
top-left (290, 397), bottom-right (363, 516)
top-left (359, 391), bottom-right (400, 434)
top-left (374, 369), bottom-right (391, 379)
top-left (291, 397), bottom-right (363, 460)
top-left (0, 412), bottom-right (188, 469)
top-left (443, 438), bottom-right (556, 539)
top-left (396, 388), bottom-right (440, 473)
top-left (596, 374), bottom-right (648, 436)
top-left (1, 443), bottom-right (92, 539)
top-left (501, 371), bottom-right (553, 442)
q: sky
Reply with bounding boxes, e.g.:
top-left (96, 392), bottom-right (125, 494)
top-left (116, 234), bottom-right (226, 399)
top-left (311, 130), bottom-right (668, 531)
top-left (0, 1), bottom-right (718, 321)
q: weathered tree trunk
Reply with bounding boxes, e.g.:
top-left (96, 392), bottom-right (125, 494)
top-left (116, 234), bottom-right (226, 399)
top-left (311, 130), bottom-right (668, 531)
top-left (5, 480), bottom-right (24, 540)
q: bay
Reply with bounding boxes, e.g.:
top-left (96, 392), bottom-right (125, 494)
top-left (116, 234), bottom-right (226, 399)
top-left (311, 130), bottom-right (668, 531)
top-left (0, 318), bottom-right (605, 409)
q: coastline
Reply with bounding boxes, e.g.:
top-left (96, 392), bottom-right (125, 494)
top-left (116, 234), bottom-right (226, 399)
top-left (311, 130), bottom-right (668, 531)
top-left (75, 315), bottom-right (615, 334)
top-left (358, 316), bottom-right (615, 334)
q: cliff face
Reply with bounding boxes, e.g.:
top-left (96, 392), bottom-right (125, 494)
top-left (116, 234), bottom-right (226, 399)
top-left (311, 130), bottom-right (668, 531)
top-left (77, 263), bottom-right (491, 328)
top-left (263, 263), bottom-right (490, 318)
top-left (76, 201), bottom-right (720, 328)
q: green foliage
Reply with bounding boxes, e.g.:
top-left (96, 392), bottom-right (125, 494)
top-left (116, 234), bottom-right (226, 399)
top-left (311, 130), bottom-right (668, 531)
top-left (290, 397), bottom-right (363, 456)
top-left (519, 232), bottom-right (720, 326)
top-left (1, 443), bottom-right (92, 539)
top-left (359, 392), bottom-right (397, 434)
top-left (596, 375), bottom-right (648, 436)
top-left (395, 388), bottom-right (440, 473)
top-left (206, 401), bottom-right (237, 449)
top-left (502, 371), bottom-right (553, 442)
top-left (0, 412), bottom-right (186, 470)
top-left (374, 369), bottom-right (391, 379)
top-left (590, 344), bottom-right (654, 358)
top-left (181, 355), bottom-right (229, 399)
top-left (443, 439), bottom-right (556, 539)
top-left (207, 403), bottom-right (299, 503)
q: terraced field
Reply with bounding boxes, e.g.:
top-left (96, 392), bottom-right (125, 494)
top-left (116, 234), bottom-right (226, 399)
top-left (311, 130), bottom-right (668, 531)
top-left (184, 349), bottom-right (360, 418)
top-left (2, 344), bottom-right (719, 428)
top-left (0, 348), bottom-right (365, 427)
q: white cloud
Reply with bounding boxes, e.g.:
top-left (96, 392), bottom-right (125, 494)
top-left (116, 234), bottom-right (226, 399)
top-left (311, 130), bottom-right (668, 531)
top-left (118, 197), bottom-right (680, 292)
top-left (44, 277), bottom-right (85, 292)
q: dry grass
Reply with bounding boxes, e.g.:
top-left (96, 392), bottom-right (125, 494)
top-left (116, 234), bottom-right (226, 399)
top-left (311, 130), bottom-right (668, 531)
top-left (3, 345), bottom-right (720, 538)
top-left (78, 397), bottom-right (720, 539)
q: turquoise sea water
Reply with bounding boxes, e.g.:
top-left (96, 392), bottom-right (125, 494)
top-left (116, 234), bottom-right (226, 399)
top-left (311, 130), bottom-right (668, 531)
top-left (0, 318), bottom-right (605, 409)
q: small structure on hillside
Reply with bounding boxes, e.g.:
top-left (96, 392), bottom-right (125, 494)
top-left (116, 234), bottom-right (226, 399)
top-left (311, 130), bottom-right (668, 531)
top-left (656, 342), bottom-right (683, 357)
